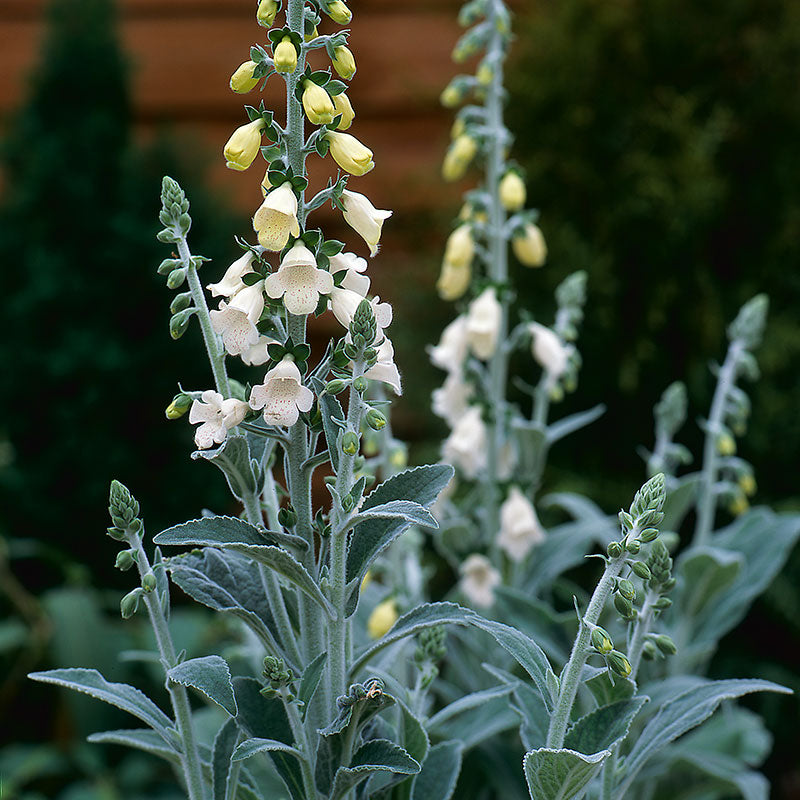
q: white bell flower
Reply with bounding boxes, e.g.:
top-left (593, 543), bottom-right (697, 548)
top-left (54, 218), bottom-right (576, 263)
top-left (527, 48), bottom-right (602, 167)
top-left (364, 336), bottom-right (402, 395)
top-left (329, 251), bottom-right (371, 296)
top-left (460, 554), bottom-right (500, 608)
top-left (340, 189), bottom-right (392, 257)
top-left (498, 486), bottom-right (545, 562)
top-left (529, 322), bottom-right (569, 387)
top-left (207, 251), bottom-right (256, 298)
top-left (264, 241), bottom-right (334, 316)
top-left (328, 287), bottom-right (392, 333)
top-left (442, 406), bottom-right (487, 479)
top-left (249, 358), bottom-right (314, 427)
top-left (466, 288), bottom-right (502, 360)
top-left (252, 182), bottom-right (301, 252)
top-left (432, 371), bottom-right (473, 425)
top-left (241, 334), bottom-right (277, 366)
top-left (189, 390), bottom-right (249, 449)
top-left (429, 315), bottom-right (470, 373)
top-left (210, 281), bottom-right (265, 356)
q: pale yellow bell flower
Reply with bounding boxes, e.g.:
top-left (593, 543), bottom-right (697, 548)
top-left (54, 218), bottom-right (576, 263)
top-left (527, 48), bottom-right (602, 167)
top-left (304, 25), bottom-right (319, 43)
top-left (252, 182), bottom-right (301, 251)
top-left (230, 60), bottom-right (259, 94)
top-left (302, 81), bottom-right (335, 125)
top-left (326, 130), bottom-right (374, 176)
top-left (451, 117), bottom-right (465, 140)
top-left (223, 118), bottom-right (265, 171)
top-left (341, 189), bottom-right (391, 256)
top-left (444, 224), bottom-right (474, 269)
top-left (512, 222), bottom-right (548, 267)
top-left (273, 37), bottom-right (298, 74)
top-left (440, 84), bottom-right (462, 108)
top-left (367, 599), bottom-right (398, 639)
top-left (476, 61), bottom-right (493, 86)
top-left (442, 134), bottom-right (478, 182)
top-left (327, 0), bottom-right (352, 24)
top-left (436, 260), bottom-right (471, 301)
top-left (499, 171), bottom-right (526, 211)
top-left (331, 45), bottom-right (356, 80)
top-left (466, 287), bottom-right (502, 360)
top-left (332, 93), bottom-right (355, 130)
top-left (256, 0), bottom-right (278, 27)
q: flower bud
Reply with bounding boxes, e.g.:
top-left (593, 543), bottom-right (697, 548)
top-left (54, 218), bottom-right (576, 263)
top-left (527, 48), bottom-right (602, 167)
top-left (606, 541), bottom-right (623, 558)
top-left (342, 493), bottom-right (355, 512)
top-left (617, 579), bottom-right (636, 601)
top-left (738, 473), bottom-right (757, 497)
top-left (115, 550), bottom-right (136, 571)
top-left (120, 588), bottom-right (143, 620)
top-left (332, 92), bottom-right (355, 130)
top-left (642, 640), bottom-right (658, 660)
top-left (614, 594), bottom-right (633, 618)
top-left (729, 494), bottom-right (749, 516)
top-left (256, 0), bottom-right (278, 27)
top-left (142, 572), bottom-right (157, 593)
top-left (325, 379), bottom-right (348, 395)
top-left (170, 291), bottom-right (192, 314)
top-left (512, 223), bottom-right (548, 267)
top-left (606, 650), bottom-right (632, 678)
top-left (640, 527), bottom-right (659, 543)
top-left (716, 432), bottom-right (736, 456)
top-left (367, 599), bottom-right (398, 639)
top-left (591, 627), bottom-right (613, 654)
top-left (302, 80), bottom-right (335, 125)
top-left (107, 526), bottom-right (126, 541)
top-left (626, 539), bottom-right (641, 554)
top-left (440, 84), bottom-right (463, 108)
top-left (167, 268), bottom-right (186, 289)
top-left (499, 170), bottom-right (526, 211)
top-left (654, 597), bottom-right (673, 610)
top-left (273, 37), bottom-right (298, 74)
top-left (326, 131), bottom-right (374, 176)
top-left (353, 376), bottom-right (368, 394)
top-left (332, 45), bottom-right (356, 80)
top-left (223, 117), bottom-right (265, 171)
top-left (444, 224), bottom-right (475, 269)
top-left (366, 408), bottom-right (387, 431)
top-left (341, 431), bottom-right (360, 455)
top-left (654, 634), bottom-right (677, 655)
top-left (170, 309), bottom-right (194, 340)
top-left (436, 260), bottom-right (471, 301)
top-left (263, 655), bottom-right (293, 689)
top-left (230, 60), bottom-right (259, 94)
top-left (442, 134), bottom-right (478, 182)
top-left (327, 0), bottom-right (352, 24)
top-left (631, 561), bottom-right (652, 580)
top-left (165, 393), bottom-right (193, 420)
top-left (476, 60), bottom-right (493, 86)
top-left (278, 506), bottom-right (297, 528)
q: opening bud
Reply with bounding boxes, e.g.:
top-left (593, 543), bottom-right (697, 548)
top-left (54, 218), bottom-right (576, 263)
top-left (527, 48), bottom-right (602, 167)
top-left (341, 431), bottom-right (360, 455)
top-left (631, 561), bottom-right (652, 580)
top-left (332, 45), bottom-right (356, 80)
top-left (617, 579), bottom-right (636, 601)
top-left (142, 572), bottom-right (157, 593)
top-left (325, 379), bottom-right (349, 395)
top-left (326, 0), bottom-right (352, 24)
top-left (366, 408), bottom-right (387, 431)
top-left (654, 634), bottom-right (677, 655)
top-left (120, 588), bottom-right (143, 620)
top-left (591, 627), bottom-right (614, 654)
top-left (166, 393), bottom-right (192, 420)
top-left (257, 0), bottom-right (278, 27)
top-left (274, 37), bottom-right (298, 74)
top-left (614, 594), bottom-right (634, 619)
top-left (606, 650), bottom-right (632, 678)
top-left (115, 550), bottom-right (136, 571)
top-left (353, 376), bottom-right (368, 394)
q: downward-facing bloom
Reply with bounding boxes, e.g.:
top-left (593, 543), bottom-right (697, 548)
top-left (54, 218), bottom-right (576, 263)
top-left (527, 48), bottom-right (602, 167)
top-left (264, 241), bottom-right (334, 315)
top-left (241, 334), bottom-right (277, 367)
top-left (499, 170), bottom-right (526, 211)
top-left (256, 0), bottom-right (278, 26)
top-left (367, 598), bottom-right (398, 639)
top-left (429, 315), bottom-right (470, 372)
top-left (444, 224), bottom-right (475, 268)
top-left (327, 0), bottom-right (352, 24)
top-left (364, 336), bottom-right (402, 395)
top-left (341, 190), bottom-right (391, 256)
top-left (253, 182), bottom-right (301, 251)
top-left (331, 45), bottom-right (356, 80)
top-left (302, 81), bottom-right (335, 125)
top-left (210, 282), bottom-right (265, 356)
top-left (326, 131), bottom-right (374, 176)
top-left (498, 486), bottom-right (545, 562)
top-left (189, 390), bottom-right (249, 449)
top-left (513, 223), bottom-right (548, 267)
top-left (442, 406), bottom-right (487, 478)
top-left (460, 554), bottom-right (500, 608)
top-left (330, 251), bottom-right (370, 296)
top-left (207, 251), bottom-right (256, 298)
top-left (442, 134), bottom-right (478, 181)
top-left (529, 322), bottom-right (569, 387)
top-left (230, 60), bottom-right (259, 94)
top-left (432, 371), bottom-right (473, 425)
top-left (249, 358), bottom-right (314, 427)
top-left (466, 287), bottom-right (502, 360)
top-left (223, 118), bottom-right (264, 171)
top-left (332, 93), bottom-right (355, 130)
top-left (329, 287), bottom-right (392, 333)
top-left (273, 37), bottom-right (298, 74)
top-left (437, 261), bottom-right (471, 301)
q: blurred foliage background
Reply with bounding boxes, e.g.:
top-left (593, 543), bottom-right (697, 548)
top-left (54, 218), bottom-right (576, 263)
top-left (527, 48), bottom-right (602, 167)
top-left (1, 0), bottom-right (799, 796)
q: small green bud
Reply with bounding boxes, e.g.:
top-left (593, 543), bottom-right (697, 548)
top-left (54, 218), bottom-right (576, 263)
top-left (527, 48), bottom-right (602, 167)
top-left (325, 379), bottom-right (348, 395)
top-left (654, 597), bottom-right (673, 610)
top-left (654, 634), bottom-right (677, 655)
top-left (607, 650), bottom-right (632, 678)
top-left (169, 292), bottom-right (192, 314)
top-left (106, 526), bottom-right (126, 541)
top-left (626, 539), bottom-right (641, 554)
top-left (353, 455), bottom-right (365, 470)
top-left (166, 393), bottom-right (192, 420)
top-left (115, 550), bottom-right (136, 571)
top-left (341, 431), bottom-right (359, 455)
top-left (365, 408), bottom-right (387, 431)
top-left (617, 579), bottom-right (636, 601)
top-left (167, 268), bottom-right (187, 289)
top-left (342, 493), bottom-right (355, 512)
top-left (607, 541), bottom-right (623, 558)
top-left (661, 577), bottom-right (676, 593)
top-left (618, 511), bottom-right (634, 531)
top-left (353, 376), bottom-right (368, 394)
top-left (278, 507), bottom-right (297, 528)
top-left (120, 588), bottom-right (143, 619)
top-left (109, 480), bottom-right (140, 529)
top-left (142, 572), bottom-right (157, 593)
top-left (614, 594), bottom-right (633, 618)
top-left (642, 641), bottom-right (658, 661)
top-left (591, 627), bottom-right (614, 654)
top-left (640, 527), bottom-right (659, 543)
top-left (262, 656), bottom-right (293, 689)
top-left (631, 562), bottom-right (652, 580)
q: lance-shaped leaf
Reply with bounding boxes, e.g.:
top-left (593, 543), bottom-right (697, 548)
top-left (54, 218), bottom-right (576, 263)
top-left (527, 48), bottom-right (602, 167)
top-left (87, 729), bottom-right (180, 764)
top-left (342, 500), bottom-right (437, 532)
top-left (232, 738), bottom-right (303, 762)
top-left (412, 740), bottom-right (463, 800)
top-left (620, 678), bottom-right (792, 793)
top-left (329, 739), bottom-right (420, 800)
top-left (317, 388), bottom-right (345, 471)
top-left (29, 669), bottom-right (174, 741)
top-left (523, 748), bottom-right (610, 800)
top-left (564, 696), bottom-right (648, 755)
top-left (168, 655), bottom-right (237, 716)
top-left (211, 718), bottom-right (241, 800)
top-left (157, 518), bottom-right (332, 617)
top-left (676, 546), bottom-right (743, 618)
top-left (297, 651), bottom-right (327, 721)
top-left (427, 685), bottom-right (519, 749)
top-left (546, 403), bottom-right (605, 445)
top-left (192, 434), bottom-right (257, 500)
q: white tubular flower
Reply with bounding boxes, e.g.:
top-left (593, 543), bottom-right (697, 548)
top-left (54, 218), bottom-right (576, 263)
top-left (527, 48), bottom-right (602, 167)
top-left (513, 223), bottom-right (548, 267)
top-left (209, 282), bottom-right (265, 355)
top-left (443, 224), bottom-right (475, 268)
top-left (264, 241), bottom-right (334, 315)
top-left (340, 189), bottom-right (392, 257)
top-left (253, 182), bottom-right (301, 251)
top-left (207, 251), bottom-right (256, 298)
top-left (241, 334), bottom-right (277, 366)
top-left (466, 287), bottom-right (502, 360)
top-left (429, 315), bottom-right (470, 372)
top-left (432, 371), bottom-right (473, 425)
top-left (189, 390), bottom-right (249, 449)
top-left (442, 406), bottom-right (487, 478)
top-left (498, 486), bottom-right (545, 562)
top-left (329, 287), bottom-right (392, 333)
top-left (529, 322), bottom-right (570, 386)
top-left (249, 358), bottom-right (314, 427)
top-left (364, 336), bottom-right (402, 395)
top-left (460, 554), bottom-right (500, 608)
top-left (329, 251), bottom-right (371, 296)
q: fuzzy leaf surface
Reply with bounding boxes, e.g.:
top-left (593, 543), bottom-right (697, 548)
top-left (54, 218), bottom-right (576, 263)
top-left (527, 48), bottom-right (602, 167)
top-left (564, 696), bottom-right (648, 754)
top-left (411, 740), bottom-right (463, 800)
top-left (329, 739), bottom-right (420, 800)
top-left (167, 655), bottom-right (237, 716)
top-left (87, 729), bottom-right (179, 763)
top-left (211, 717), bottom-right (240, 800)
top-left (523, 748), bottom-right (610, 800)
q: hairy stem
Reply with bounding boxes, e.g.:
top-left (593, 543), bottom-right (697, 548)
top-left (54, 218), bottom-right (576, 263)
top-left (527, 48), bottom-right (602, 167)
top-left (280, 686), bottom-right (319, 800)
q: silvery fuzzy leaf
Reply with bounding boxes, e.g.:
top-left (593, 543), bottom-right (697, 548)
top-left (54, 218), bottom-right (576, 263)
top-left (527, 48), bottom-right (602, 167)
top-left (563, 696), bottom-right (649, 755)
top-left (329, 739), bottom-right (420, 800)
top-left (411, 740), bottom-right (463, 800)
top-left (192, 435), bottom-right (258, 500)
top-left (87, 728), bottom-right (180, 763)
top-left (523, 747), bottom-right (610, 800)
top-left (167, 655), bottom-right (237, 716)
top-left (211, 717), bottom-right (240, 800)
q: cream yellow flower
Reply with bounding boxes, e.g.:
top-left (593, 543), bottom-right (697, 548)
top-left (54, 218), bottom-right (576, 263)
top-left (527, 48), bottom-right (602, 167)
top-left (341, 189), bottom-right (391, 256)
top-left (249, 358), bottom-right (314, 427)
top-left (499, 171), bottom-right (526, 211)
top-left (326, 131), bottom-right (374, 176)
top-left (440, 84), bottom-right (462, 108)
top-left (332, 93), bottom-right (355, 130)
top-left (256, 0), bottom-right (278, 27)
top-left (460, 554), bottom-right (500, 608)
top-left (327, 0), bottom-right (352, 24)
top-left (444, 224), bottom-right (475, 268)
top-left (442, 134), bottom-right (478, 181)
top-left (367, 599), bottom-right (398, 639)
top-left (498, 487), bottom-right (545, 562)
top-left (252, 182), bottom-right (301, 251)
top-left (443, 406), bottom-right (487, 478)
top-left (529, 322), bottom-right (569, 387)
top-left (273, 37), bottom-right (298, 74)
top-left (302, 81), bottom-right (335, 125)
top-left (264, 241), bottom-right (334, 315)
top-left (331, 45), bottom-right (356, 80)
top-left (223, 118), bottom-right (264, 171)
top-left (466, 287), bottom-right (502, 360)
top-left (230, 60), bottom-right (259, 94)
top-left (436, 260), bottom-right (471, 301)
top-left (512, 223), bottom-right (548, 267)
top-left (189, 391), bottom-right (249, 450)
top-left (429, 315), bottom-right (470, 372)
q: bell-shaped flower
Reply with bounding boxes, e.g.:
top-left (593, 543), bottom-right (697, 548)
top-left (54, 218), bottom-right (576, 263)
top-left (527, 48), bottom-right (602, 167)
top-left (498, 486), bottom-right (545, 562)
top-left (529, 322), bottom-right (569, 386)
top-left (223, 118), bottom-right (264, 171)
top-left (460, 554), bottom-right (500, 608)
top-left (332, 93), bottom-right (355, 130)
top-left (326, 131), bottom-right (374, 176)
top-left (326, 0), bottom-right (352, 24)
top-left (331, 45), bottom-right (356, 80)
top-left (513, 223), bottom-right (548, 267)
top-left (341, 190), bottom-right (392, 256)
top-left (466, 287), bottom-right (502, 360)
top-left (249, 357), bottom-right (314, 427)
top-left (253, 182), bottom-right (301, 252)
top-left (273, 36), bottom-right (298, 74)
top-left (429, 315), bottom-right (469, 372)
top-left (367, 599), bottom-right (398, 639)
top-left (257, 0), bottom-right (278, 26)
top-left (230, 60), bottom-right (259, 94)
top-left (499, 170), bottom-right (526, 211)
top-left (364, 336), bottom-right (402, 395)
top-left (330, 251), bottom-right (370, 296)
top-left (210, 282), bottom-right (265, 356)
top-left (442, 405), bottom-right (487, 478)
top-left (207, 251), bottom-right (256, 298)
top-left (437, 260), bottom-right (471, 301)
top-left (302, 81), bottom-right (335, 125)
top-left (189, 390), bottom-right (249, 449)
top-left (329, 287), bottom-right (392, 333)
top-left (444, 224), bottom-right (475, 268)
top-left (432, 371), bottom-right (473, 425)
top-left (264, 241), bottom-right (334, 315)
top-left (241, 334), bottom-right (278, 366)
top-left (442, 134), bottom-right (478, 182)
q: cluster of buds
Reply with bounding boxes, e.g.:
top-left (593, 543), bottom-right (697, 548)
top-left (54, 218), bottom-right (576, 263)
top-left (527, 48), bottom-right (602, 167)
top-left (646, 382), bottom-right (693, 478)
top-left (413, 625), bottom-right (448, 688)
top-left (336, 677), bottom-right (385, 710)
top-left (262, 655), bottom-right (294, 692)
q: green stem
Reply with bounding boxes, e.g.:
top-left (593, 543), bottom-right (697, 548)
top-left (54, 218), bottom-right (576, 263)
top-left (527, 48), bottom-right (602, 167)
top-left (627, 589), bottom-right (658, 678)
top-left (546, 555), bottom-right (626, 748)
top-left (280, 686), bottom-right (318, 800)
